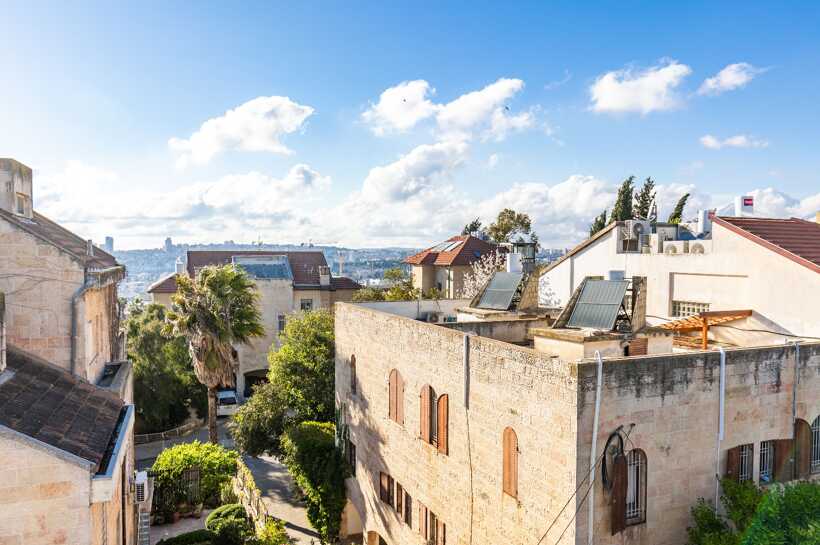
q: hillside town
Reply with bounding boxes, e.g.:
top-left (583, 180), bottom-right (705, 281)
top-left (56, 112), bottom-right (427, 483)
top-left (3, 4), bottom-right (820, 545)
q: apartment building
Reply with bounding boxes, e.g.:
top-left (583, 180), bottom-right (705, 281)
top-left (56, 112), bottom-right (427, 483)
top-left (148, 250), bottom-right (360, 399)
top-left (404, 235), bottom-right (497, 298)
top-left (334, 273), bottom-right (820, 545)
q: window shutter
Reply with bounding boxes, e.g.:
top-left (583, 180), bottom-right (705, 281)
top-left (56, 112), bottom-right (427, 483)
top-left (420, 385), bottom-right (431, 442)
top-left (396, 483), bottom-right (404, 517)
top-left (611, 452), bottom-right (627, 535)
top-left (437, 520), bottom-right (446, 545)
top-left (397, 373), bottom-right (405, 425)
top-left (774, 439), bottom-right (794, 482)
top-left (438, 394), bottom-right (449, 455)
top-left (629, 337), bottom-right (648, 356)
top-left (389, 370), bottom-right (397, 421)
top-left (350, 355), bottom-right (356, 394)
top-left (725, 445), bottom-right (742, 481)
top-left (795, 419), bottom-right (811, 479)
top-left (379, 472), bottom-right (389, 503)
top-left (418, 503), bottom-right (427, 538)
top-left (503, 427), bottom-right (518, 498)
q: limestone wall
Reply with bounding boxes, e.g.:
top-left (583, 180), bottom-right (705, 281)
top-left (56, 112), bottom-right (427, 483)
top-left (0, 432), bottom-right (93, 545)
top-left (335, 302), bottom-right (580, 545)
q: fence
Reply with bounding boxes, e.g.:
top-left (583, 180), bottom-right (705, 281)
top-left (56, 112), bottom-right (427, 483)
top-left (135, 419), bottom-right (203, 445)
top-left (149, 467), bottom-right (202, 515)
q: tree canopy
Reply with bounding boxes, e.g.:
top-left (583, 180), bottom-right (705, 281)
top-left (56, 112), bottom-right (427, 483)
top-left (633, 177), bottom-right (656, 220)
top-left (487, 208), bottom-right (538, 244)
top-left (610, 176), bottom-right (636, 223)
top-left (668, 193), bottom-right (690, 224)
top-left (462, 217), bottom-right (483, 236)
top-left (589, 209), bottom-right (608, 237)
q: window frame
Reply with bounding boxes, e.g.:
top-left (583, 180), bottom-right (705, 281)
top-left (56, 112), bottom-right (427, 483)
top-left (671, 300), bottom-right (710, 318)
top-left (738, 443), bottom-right (753, 482)
top-left (625, 448), bottom-right (647, 526)
top-left (350, 355), bottom-right (357, 395)
top-left (300, 298), bottom-right (313, 311)
top-left (278, 314), bottom-right (286, 333)
top-left (759, 440), bottom-right (774, 484)
top-left (812, 416), bottom-right (820, 474)
top-left (347, 439), bottom-right (356, 476)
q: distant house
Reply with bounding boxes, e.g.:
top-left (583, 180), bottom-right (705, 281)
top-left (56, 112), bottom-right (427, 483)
top-left (147, 250), bottom-right (361, 400)
top-left (404, 235), bottom-right (497, 298)
top-left (0, 158), bottom-right (126, 384)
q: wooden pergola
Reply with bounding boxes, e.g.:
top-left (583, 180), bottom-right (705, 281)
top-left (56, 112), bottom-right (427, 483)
top-left (659, 310), bottom-right (753, 349)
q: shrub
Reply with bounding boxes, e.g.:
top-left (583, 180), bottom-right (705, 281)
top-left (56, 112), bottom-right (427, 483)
top-left (205, 504), bottom-right (252, 545)
top-left (152, 441), bottom-right (239, 506)
top-left (252, 518), bottom-right (291, 545)
top-left (281, 421), bottom-right (347, 544)
top-left (687, 479), bottom-right (763, 545)
top-left (230, 382), bottom-right (291, 456)
top-left (741, 481), bottom-right (820, 545)
top-left (219, 480), bottom-right (238, 505)
top-left (155, 529), bottom-right (214, 544)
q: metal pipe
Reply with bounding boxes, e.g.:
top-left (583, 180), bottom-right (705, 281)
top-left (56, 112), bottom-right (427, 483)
top-left (715, 347), bottom-right (726, 506)
top-left (588, 350), bottom-right (604, 545)
top-left (69, 271), bottom-right (89, 377)
top-left (791, 341), bottom-right (800, 423)
top-left (463, 333), bottom-right (471, 408)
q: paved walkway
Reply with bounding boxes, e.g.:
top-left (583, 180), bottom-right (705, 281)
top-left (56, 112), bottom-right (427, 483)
top-left (136, 420), bottom-right (317, 544)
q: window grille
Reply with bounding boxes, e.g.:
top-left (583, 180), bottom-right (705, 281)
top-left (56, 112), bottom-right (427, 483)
top-left (626, 449), bottom-right (647, 525)
top-left (347, 440), bottom-right (356, 476)
top-left (428, 511), bottom-right (438, 544)
top-left (671, 300), bottom-right (710, 318)
top-left (760, 440), bottom-right (774, 483)
top-left (403, 493), bottom-right (412, 528)
top-left (739, 444), bottom-right (753, 482)
top-left (278, 315), bottom-right (286, 333)
top-left (429, 387), bottom-right (438, 446)
top-left (300, 298), bottom-right (313, 311)
top-left (812, 416), bottom-right (820, 474)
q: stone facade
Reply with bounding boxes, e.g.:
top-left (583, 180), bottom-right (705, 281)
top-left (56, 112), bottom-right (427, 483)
top-left (335, 302), bottom-right (820, 545)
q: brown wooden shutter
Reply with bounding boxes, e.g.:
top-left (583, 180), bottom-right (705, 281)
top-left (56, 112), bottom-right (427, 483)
top-left (611, 452), bottom-right (627, 535)
top-left (774, 439), bottom-right (794, 482)
top-left (420, 385), bottom-right (431, 442)
top-left (379, 472), bottom-right (389, 503)
top-left (437, 394), bottom-right (449, 455)
top-left (438, 520), bottom-right (446, 545)
top-left (503, 427), bottom-right (518, 498)
top-left (396, 483), bottom-right (403, 516)
top-left (629, 337), bottom-right (648, 356)
top-left (350, 355), bottom-right (356, 394)
top-left (389, 370), bottom-right (397, 422)
top-left (725, 445), bottom-right (742, 481)
top-left (397, 373), bottom-right (405, 425)
top-left (418, 503), bottom-right (427, 538)
top-left (795, 419), bottom-right (811, 479)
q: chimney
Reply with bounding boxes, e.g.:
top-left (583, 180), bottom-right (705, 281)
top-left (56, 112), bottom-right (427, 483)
top-left (734, 195), bottom-right (754, 217)
top-left (87, 239), bottom-right (95, 257)
top-left (0, 158), bottom-right (34, 219)
top-left (175, 257), bottom-right (185, 275)
top-left (630, 276), bottom-right (647, 332)
top-left (0, 293), bottom-right (6, 373)
top-left (319, 266), bottom-right (331, 286)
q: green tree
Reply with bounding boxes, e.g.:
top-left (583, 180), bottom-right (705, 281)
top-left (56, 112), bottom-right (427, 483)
top-left (462, 217), bottom-right (482, 236)
top-left (487, 208), bottom-right (537, 244)
top-left (633, 177), bottom-right (656, 220)
top-left (668, 193), bottom-right (690, 224)
top-left (229, 381), bottom-right (291, 456)
top-left (610, 176), bottom-right (636, 222)
top-left (741, 481), bottom-right (820, 545)
top-left (164, 265), bottom-right (265, 444)
top-left (350, 287), bottom-right (386, 302)
top-left (383, 267), bottom-right (408, 285)
top-left (125, 299), bottom-right (206, 433)
top-left (589, 209), bottom-right (608, 237)
top-left (687, 479), bottom-right (765, 545)
top-left (281, 422), bottom-right (347, 544)
top-left (269, 310), bottom-right (335, 423)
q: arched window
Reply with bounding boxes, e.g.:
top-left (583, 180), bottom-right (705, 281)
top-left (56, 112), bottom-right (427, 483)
top-left (811, 416), bottom-right (820, 475)
top-left (350, 355), bottom-right (357, 395)
top-left (502, 427), bottom-right (518, 498)
top-left (625, 449), bottom-right (647, 526)
top-left (388, 369), bottom-right (404, 424)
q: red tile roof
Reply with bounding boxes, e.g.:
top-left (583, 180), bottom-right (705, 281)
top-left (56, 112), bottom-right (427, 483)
top-left (714, 216), bottom-right (820, 274)
top-left (403, 235), bottom-right (497, 267)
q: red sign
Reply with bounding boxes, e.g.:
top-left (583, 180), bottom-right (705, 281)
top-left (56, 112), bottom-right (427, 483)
top-left (743, 197), bottom-right (754, 207)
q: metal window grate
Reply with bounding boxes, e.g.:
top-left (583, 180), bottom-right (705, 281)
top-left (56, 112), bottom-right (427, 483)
top-left (739, 444), bottom-right (753, 482)
top-left (760, 440), bottom-right (774, 483)
top-left (812, 417), bottom-right (820, 474)
top-left (671, 300), bottom-right (710, 318)
top-left (626, 450), bottom-right (646, 524)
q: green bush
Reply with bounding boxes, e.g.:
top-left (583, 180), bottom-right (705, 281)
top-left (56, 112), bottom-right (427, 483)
top-left (152, 441), bottom-right (239, 506)
top-left (251, 518), bottom-right (291, 545)
top-left (230, 381), bottom-right (291, 456)
top-left (687, 479), bottom-right (763, 545)
top-left (741, 481), bottom-right (820, 545)
top-left (155, 528), bottom-right (214, 544)
top-left (205, 504), bottom-right (252, 545)
top-left (220, 480), bottom-right (238, 505)
top-left (281, 421), bottom-right (347, 544)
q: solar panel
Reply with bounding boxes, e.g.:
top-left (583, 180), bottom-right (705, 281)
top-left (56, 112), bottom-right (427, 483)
top-left (566, 279), bottom-right (629, 330)
top-left (476, 272), bottom-right (524, 310)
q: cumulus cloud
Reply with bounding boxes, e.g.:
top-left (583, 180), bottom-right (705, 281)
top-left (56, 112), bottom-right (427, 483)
top-left (360, 141), bottom-right (468, 203)
top-left (700, 134), bottom-right (769, 150)
top-left (169, 96), bottom-right (314, 168)
top-left (589, 59), bottom-right (692, 114)
top-left (487, 153), bottom-right (500, 169)
top-left (361, 80), bottom-right (439, 135)
top-left (697, 63), bottom-right (766, 96)
top-left (362, 78), bottom-right (535, 142)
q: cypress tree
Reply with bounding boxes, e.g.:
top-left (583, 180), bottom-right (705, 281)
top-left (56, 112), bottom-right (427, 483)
top-left (610, 176), bottom-right (635, 222)
top-left (668, 193), bottom-right (690, 224)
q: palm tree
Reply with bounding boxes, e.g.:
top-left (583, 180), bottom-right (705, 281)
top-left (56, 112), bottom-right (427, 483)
top-left (164, 265), bottom-right (264, 443)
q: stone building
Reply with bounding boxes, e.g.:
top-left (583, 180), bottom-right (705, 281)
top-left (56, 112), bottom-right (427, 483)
top-left (0, 158), bottom-right (126, 384)
top-left (404, 235), bottom-right (497, 298)
top-left (334, 274), bottom-right (820, 545)
top-left (148, 250), bottom-right (360, 399)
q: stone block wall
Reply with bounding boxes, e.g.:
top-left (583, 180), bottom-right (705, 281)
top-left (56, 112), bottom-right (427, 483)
top-left (335, 303), bottom-right (580, 545)
top-left (0, 433), bottom-right (93, 545)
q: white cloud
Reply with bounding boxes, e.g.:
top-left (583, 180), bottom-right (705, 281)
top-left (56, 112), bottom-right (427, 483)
top-left (589, 59), bottom-right (692, 114)
top-left (698, 63), bottom-right (766, 96)
top-left (487, 153), bottom-right (500, 169)
top-left (544, 70), bottom-right (572, 90)
top-left (168, 96), bottom-right (314, 168)
top-left (700, 134), bottom-right (769, 150)
top-left (360, 141), bottom-right (468, 203)
top-left (361, 80), bottom-right (439, 135)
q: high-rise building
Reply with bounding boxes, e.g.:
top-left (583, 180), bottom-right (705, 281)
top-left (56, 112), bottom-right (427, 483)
top-left (103, 236), bottom-right (114, 253)
top-left (164, 236), bottom-right (173, 252)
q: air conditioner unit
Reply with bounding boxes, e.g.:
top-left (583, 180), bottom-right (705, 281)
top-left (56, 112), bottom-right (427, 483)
top-left (623, 220), bottom-right (650, 240)
top-left (133, 471), bottom-right (153, 507)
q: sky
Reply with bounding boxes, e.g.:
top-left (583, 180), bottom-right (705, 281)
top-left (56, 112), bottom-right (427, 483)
top-left (2, 1), bottom-right (820, 250)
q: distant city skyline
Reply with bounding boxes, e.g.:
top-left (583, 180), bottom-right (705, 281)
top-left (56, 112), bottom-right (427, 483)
top-left (3, 2), bottom-right (819, 250)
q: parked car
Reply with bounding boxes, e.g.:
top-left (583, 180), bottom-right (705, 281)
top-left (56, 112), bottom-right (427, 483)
top-left (216, 389), bottom-right (239, 417)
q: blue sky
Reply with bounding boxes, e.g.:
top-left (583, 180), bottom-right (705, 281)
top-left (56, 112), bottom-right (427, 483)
top-left (2, 1), bottom-right (819, 249)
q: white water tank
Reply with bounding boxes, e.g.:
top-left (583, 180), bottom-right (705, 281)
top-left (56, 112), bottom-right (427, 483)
top-left (734, 196), bottom-right (754, 217)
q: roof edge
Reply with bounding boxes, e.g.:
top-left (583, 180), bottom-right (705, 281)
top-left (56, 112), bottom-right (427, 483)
top-left (541, 222), bottom-right (618, 276)
top-left (0, 423), bottom-right (95, 471)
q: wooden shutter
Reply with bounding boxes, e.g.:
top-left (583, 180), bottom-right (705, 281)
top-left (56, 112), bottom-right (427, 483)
top-left (420, 385), bottom-right (432, 442)
top-left (629, 337), bottom-right (648, 356)
top-left (503, 427), bottom-right (518, 498)
top-left (725, 445), bottom-right (742, 481)
top-left (404, 493), bottom-right (412, 528)
top-left (795, 419), bottom-right (811, 479)
top-left (774, 439), bottom-right (794, 482)
top-left (396, 483), bottom-right (404, 517)
top-left (397, 373), bottom-right (405, 425)
top-left (418, 503), bottom-right (427, 538)
top-left (350, 355), bottom-right (356, 394)
top-left (437, 520), bottom-right (446, 545)
top-left (611, 452), bottom-right (627, 535)
top-left (379, 472), bottom-right (390, 503)
top-left (437, 394), bottom-right (449, 455)
top-left (389, 370), bottom-right (398, 422)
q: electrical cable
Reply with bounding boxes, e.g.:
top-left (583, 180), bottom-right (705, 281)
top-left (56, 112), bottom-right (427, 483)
top-left (600, 431), bottom-right (624, 491)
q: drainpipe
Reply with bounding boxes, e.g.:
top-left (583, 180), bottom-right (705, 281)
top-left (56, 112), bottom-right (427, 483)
top-left (69, 269), bottom-right (90, 377)
top-left (791, 341), bottom-right (800, 423)
top-left (715, 347), bottom-right (726, 506)
top-left (588, 350), bottom-right (604, 545)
